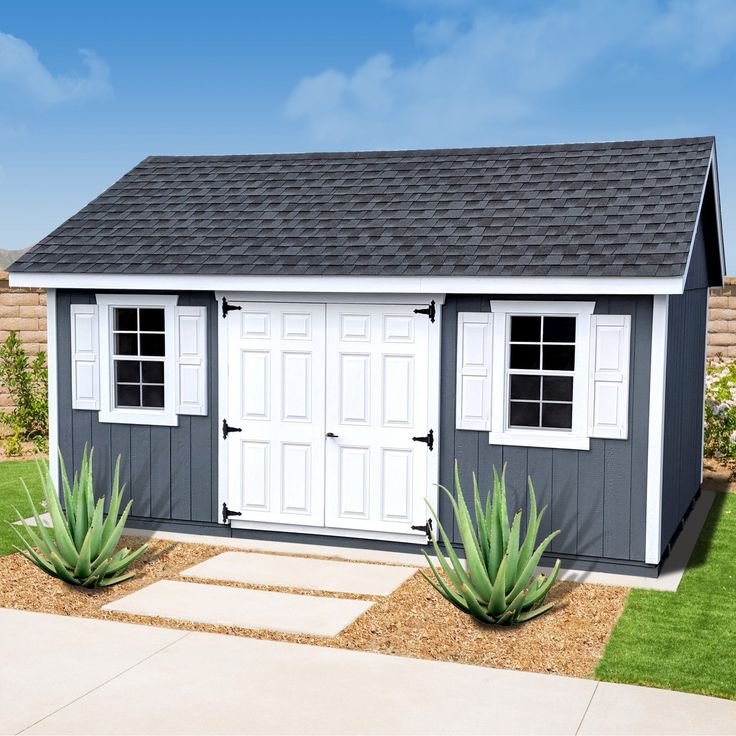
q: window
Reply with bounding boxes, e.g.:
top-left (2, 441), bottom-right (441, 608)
top-left (96, 294), bottom-right (179, 426)
top-left (113, 307), bottom-right (166, 409)
top-left (490, 301), bottom-right (594, 450)
top-left (508, 315), bottom-right (575, 431)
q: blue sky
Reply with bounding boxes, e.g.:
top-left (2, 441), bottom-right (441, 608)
top-left (1, 0), bottom-right (735, 269)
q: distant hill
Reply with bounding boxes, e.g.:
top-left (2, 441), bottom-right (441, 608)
top-left (0, 247), bottom-right (29, 270)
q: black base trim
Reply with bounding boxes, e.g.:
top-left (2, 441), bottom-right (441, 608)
top-left (125, 515), bottom-right (659, 576)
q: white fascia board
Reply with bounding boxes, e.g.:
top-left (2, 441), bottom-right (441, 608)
top-left (9, 272), bottom-right (686, 295)
top-left (681, 146), bottom-right (726, 288)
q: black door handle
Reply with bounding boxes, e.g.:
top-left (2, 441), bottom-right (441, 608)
top-left (326, 432), bottom-right (339, 438)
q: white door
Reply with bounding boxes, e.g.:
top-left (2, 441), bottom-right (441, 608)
top-left (226, 302), bottom-right (326, 526)
top-left (324, 304), bottom-right (431, 534)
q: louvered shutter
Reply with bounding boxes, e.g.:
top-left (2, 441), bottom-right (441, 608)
top-left (70, 304), bottom-right (100, 410)
top-left (456, 312), bottom-right (493, 430)
top-left (589, 315), bottom-right (631, 439)
top-left (175, 306), bottom-right (207, 415)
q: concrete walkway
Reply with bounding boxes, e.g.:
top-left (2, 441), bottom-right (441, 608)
top-left (2, 608), bottom-right (735, 735)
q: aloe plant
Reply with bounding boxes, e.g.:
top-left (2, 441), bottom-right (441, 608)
top-left (422, 464), bottom-right (561, 626)
top-left (9, 447), bottom-right (147, 588)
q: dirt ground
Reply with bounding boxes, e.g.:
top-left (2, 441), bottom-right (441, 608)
top-left (702, 458), bottom-right (736, 493)
top-left (0, 536), bottom-right (628, 679)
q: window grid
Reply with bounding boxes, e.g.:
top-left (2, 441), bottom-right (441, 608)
top-left (112, 307), bottom-right (166, 410)
top-left (507, 315), bottom-right (575, 431)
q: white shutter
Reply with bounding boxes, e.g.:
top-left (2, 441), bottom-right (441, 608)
top-left (175, 306), bottom-right (207, 415)
top-left (456, 312), bottom-right (493, 431)
top-left (70, 304), bottom-right (99, 410)
top-left (589, 315), bottom-right (631, 439)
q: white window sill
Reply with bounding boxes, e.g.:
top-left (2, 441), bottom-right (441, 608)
top-left (488, 431), bottom-right (590, 451)
top-left (98, 408), bottom-right (179, 427)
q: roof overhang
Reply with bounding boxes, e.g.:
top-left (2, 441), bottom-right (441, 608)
top-left (8, 272), bottom-right (687, 295)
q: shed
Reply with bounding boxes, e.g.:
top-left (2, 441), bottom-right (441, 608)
top-left (10, 136), bottom-right (725, 576)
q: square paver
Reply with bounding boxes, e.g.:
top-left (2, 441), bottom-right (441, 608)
top-left (102, 580), bottom-right (373, 637)
top-left (181, 551), bottom-right (416, 596)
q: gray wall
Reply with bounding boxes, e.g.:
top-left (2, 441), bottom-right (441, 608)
top-left (56, 290), bottom-right (219, 525)
top-left (660, 222), bottom-right (710, 553)
top-left (439, 295), bottom-right (653, 565)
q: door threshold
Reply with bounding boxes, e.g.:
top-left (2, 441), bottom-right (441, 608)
top-left (230, 519), bottom-right (426, 545)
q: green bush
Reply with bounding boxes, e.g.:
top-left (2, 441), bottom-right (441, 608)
top-left (9, 447), bottom-right (148, 588)
top-left (0, 331), bottom-right (48, 455)
top-left (704, 358), bottom-right (736, 460)
top-left (422, 464), bottom-right (561, 626)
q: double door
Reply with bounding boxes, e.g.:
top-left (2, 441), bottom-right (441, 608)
top-left (225, 301), bottom-right (432, 536)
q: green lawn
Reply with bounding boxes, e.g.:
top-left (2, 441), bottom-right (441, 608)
top-left (0, 459), bottom-right (45, 557)
top-left (596, 492), bottom-right (736, 700)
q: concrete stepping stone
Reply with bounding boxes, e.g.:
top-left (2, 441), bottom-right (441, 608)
top-left (181, 551), bottom-right (416, 596)
top-left (102, 580), bottom-right (373, 637)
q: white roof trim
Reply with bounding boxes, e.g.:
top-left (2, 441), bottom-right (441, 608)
top-left (681, 144), bottom-right (726, 289)
top-left (8, 272), bottom-right (686, 295)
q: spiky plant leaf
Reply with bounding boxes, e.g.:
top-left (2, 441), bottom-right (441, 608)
top-left (422, 461), bottom-right (561, 626)
top-left (11, 448), bottom-right (148, 588)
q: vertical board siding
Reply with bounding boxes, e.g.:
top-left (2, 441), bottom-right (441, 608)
top-left (441, 294), bottom-right (652, 563)
top-left (56, 290), bottom-right (219, 524)
top-left (661, 286), bottom-right (708, 553)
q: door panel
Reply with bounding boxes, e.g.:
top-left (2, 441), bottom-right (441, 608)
top-left (325, 304), bottom-right (430, 534)
top-left (227, 303), bottom-right (326, 525)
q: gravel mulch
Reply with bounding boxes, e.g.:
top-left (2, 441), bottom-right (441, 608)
top-left (0, 536), bottom-right (628, 679)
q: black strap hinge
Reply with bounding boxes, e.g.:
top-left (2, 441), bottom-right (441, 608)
top-left (412, 428), bottom-right (434, 451)
top-left (411, 518), bottom-right (433, 542)
top-left (222, 503), bottom-right (242, 523)
top-left (413, 300), bottom-right (436, 323)
top-left (222, 419), bottom-right (242, 440)
top-left (222, 297), bottom-right (242, 318)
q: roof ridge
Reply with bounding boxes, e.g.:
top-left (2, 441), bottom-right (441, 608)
top-left (141, 136), bottom-right (715, 164)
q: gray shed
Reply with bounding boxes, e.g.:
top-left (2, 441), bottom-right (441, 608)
top-left (10, 136), bottom-right (725, 576)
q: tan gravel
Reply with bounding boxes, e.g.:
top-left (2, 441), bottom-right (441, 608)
top-left (0, 536), bottom-right (628, 679)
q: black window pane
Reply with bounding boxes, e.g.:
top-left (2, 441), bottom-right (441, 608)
top-left (140, 333), bottom-right (165, 357)
top-left (509, 344), bottom-right (540, 370)
top-left (542, 402), bottom-right (572, 429)
top-left (543, 344), bottom-right (575, 371)
top-left (142, 385), bottom-right (164, 408)
top-left (116, 384), bottom-right (140, 408)
top-left (510, 316), bottom-right (541, 342)
top-left (141, 361), bottom-right (164, 383)
top-left (114, 308), bottom-right (137, 331)
top-left (543, 376), bottom-right (573, 402)
top-left (509, 401), bottom-right (540, 427)
top-left (115, 360), bottom-right (140, 383)
top-left (543, 316), bottom-right (576, 343)
top-left (510, 374), bottom-right (540, 400)
top-left (115, 333), bottom-right (138, 356)
top-left (140, 308), bottom-right (165, 332)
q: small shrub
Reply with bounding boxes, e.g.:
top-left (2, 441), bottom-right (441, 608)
top-left (704, 358), bottom-right (736, 460)
top-left (9, 447), bottom-right (148, 588)
top-left (422, 463), bottom-right (560, 626)
top-left (0, 331), bottom-right (48, 455)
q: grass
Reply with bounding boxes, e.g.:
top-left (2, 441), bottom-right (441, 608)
top-left (596, 492), bottom-right (736, 700)
top-left (0, 459), bottom-right (45, 557)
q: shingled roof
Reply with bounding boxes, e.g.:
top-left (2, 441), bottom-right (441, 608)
top-left (10, 136), bottom-right (716, 278)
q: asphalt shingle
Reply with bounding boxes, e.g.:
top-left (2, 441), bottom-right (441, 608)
top-left (10, 137), bottom-right (714, 278)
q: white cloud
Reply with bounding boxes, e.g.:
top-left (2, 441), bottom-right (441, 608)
top-left (285, 0), bottom-right (736, 147)
top-left (0, 32), bottom-right (112, 105)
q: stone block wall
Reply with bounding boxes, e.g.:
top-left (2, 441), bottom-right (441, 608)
top-left (708, 277), bottom-right (736, 359)
top-left (0, 271), bottom-right (47, 408)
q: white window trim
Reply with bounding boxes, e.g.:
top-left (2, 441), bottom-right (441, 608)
top-left (488, 301), bottom-right (595, 451)
top-left (96, 293), bottom-right (179, 426)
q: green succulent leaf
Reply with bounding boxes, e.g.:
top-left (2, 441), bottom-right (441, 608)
top-left (12, 449), bottom-right (147, 589)
top-left (421, 462), bottom-right (561, 627)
